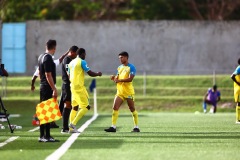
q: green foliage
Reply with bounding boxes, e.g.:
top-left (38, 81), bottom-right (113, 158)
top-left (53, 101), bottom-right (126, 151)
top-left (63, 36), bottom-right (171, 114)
top-left (131, 0), bottom-right (191, 20)
top-left (1, 0), bottom-right (240, 22)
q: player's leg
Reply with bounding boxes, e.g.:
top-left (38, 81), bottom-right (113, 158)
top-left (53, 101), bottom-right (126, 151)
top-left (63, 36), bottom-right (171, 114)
top-left (236, 101), bottom-right (240, 124)
top-left (58, 91), bottom-right (64, 114)
top-left (61, 101), bottom-right (71, 133)
top-left (202, 100), bottom-right (207, 113)
top-left (61, 84), bottom-right (72, 133)
top-left (126, 96), bottom-right (140, 132)
top-left (104, 96), bottom-right (123, 132)
top-left (70, 88), bottom-right (90, 133)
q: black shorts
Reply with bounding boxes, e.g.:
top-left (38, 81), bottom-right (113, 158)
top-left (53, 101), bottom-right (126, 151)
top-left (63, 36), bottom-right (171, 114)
top-left (40, 85), bottom-right (53, 102)
top-left (61, 83), bottom-right (71, 102)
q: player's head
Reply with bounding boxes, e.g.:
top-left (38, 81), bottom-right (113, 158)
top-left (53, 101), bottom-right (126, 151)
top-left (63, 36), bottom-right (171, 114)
top-left (118, 51), bottom-right (129, 64)
top-left (76, 48), bottom-right (86, 60)
top-left (213, 84), bottom-right (217, 91)
top-left (238, 58), bottom-right (240, 65)
top-left (46, 39), bottom-right (57, 55)
top-left (119, 51), bottom-right (129, 58)
top-left (69, 45), bottom-right (78, 58)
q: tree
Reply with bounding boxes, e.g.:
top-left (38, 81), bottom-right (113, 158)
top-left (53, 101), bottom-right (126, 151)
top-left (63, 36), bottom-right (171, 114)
top-left (1, 0), bottom-right (240, 22)
top-left (187, 0), bottom-right (240, 20)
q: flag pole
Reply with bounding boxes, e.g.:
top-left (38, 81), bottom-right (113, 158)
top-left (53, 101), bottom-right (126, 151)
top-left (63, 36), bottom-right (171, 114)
top-left (93, 88), bottom-right (98, 116)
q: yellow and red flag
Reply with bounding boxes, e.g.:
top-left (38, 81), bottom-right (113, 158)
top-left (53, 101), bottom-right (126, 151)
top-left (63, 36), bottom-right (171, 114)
top-left (36, 98), bottom-right (62, 125)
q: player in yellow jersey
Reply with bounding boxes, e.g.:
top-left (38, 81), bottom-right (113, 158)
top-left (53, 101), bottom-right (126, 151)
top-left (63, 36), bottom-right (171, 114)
top-left (231, 58), bottom-right (240, 124)
top-left (104, 51), bottom-right (140, 132)
top-left (68, 48), bottom-right (102, 133)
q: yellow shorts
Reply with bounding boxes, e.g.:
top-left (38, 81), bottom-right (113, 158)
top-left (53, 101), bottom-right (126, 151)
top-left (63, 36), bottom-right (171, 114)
top-left (71, 86), bottom-right (89, 108)
top-left (116, 93), bottom-right (135, 101)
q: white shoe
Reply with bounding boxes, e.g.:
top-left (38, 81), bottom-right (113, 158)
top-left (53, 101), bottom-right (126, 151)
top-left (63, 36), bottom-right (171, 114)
top-left (69, 123), bottom-right (80, 133)
top-left (236, 121), bottom-right (240, 124)
top-left (69, 123), bottom-right (77, 130)
top-left (69, 129), bottom-right (80, 133)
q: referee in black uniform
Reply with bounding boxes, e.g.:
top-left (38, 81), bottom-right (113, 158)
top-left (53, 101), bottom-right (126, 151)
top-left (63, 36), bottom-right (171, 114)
top-left (38, 39), bottom-right (58, 142)
top-left (60, 45), bottom-right (78, 133)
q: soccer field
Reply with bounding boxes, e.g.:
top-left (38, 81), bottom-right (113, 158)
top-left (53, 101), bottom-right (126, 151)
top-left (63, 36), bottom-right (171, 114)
top-left (0, 112), bottom-right (240, 160)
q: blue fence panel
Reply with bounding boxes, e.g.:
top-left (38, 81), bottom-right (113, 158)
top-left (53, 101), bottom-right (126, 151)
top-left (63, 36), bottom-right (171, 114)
top-left (1, 23), bottom-right (26, 73)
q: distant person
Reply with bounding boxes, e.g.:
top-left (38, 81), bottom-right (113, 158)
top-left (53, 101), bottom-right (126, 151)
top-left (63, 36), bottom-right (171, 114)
top-left (0, 64), bottom-right (8, 77)
top-left (60, 45), bottom-right (78, 134)
top-left (231, 58), bottom-right (240, 124)
top-left (104, 51), bottom-right (140, 132)
top-left (202, 84), bottom-right (221, 113)
top-left (37, 39), bottom-right (59, 142)
top-left (68, 48), bottom-right (102, 133)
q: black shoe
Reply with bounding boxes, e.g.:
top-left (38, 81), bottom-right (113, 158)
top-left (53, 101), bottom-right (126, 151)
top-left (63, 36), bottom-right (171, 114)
top-left (46, 136), bottom-right (60, 142)
top-left (104, 127), bottom-right (116, 132)
top-left (61, 129), bottom-right (69, 134)
top-left (131, 128), bottom-right (140, 132)
top-left (50, 122), bottom-right (59, 128)
top-left (38, 136), bottom-right (47, 142)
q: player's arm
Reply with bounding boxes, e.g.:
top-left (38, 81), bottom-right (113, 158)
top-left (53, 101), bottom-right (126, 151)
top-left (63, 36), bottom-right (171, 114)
top-left (31, 68), bottom-right (39, 91)
top-left (114, 74), bottom-right (134, 83)
top-left (231, 74), bottom-right (240, 86)
top-left (58, 50), bottom-right (70, 64)
top-left (110, 72), bottom-right (118, 81)
top-left (115, 65), bottom-right (136, 83)
top-left (44, 55), bottom-right (57, 98)
top-left (217, 96), bottom-right (221, 102)
top-left (82, 60), bottom-right (102, 77)
top-left (45, 72), bottom-right (57, 98)
top-left (217, 92), bottom-right (221, 102)
top-left (87, 70), bottom-right (102, 77)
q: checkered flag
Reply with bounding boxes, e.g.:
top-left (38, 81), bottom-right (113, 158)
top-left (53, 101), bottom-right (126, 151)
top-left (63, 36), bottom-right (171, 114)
top-left (36, 98), bottom-right (62, 125)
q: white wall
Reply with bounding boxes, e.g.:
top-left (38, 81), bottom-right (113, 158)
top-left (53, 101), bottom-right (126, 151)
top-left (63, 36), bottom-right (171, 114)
top-left (26, 20), bottom-right (240, 75)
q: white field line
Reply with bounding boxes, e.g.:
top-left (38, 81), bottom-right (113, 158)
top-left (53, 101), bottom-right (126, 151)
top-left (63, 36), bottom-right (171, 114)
top-left (0, 136), bottom-right (19, 148)
top-left (45, 113), bottom-right (98, 160)
top-left (28, 126), bottom-right (40, 132)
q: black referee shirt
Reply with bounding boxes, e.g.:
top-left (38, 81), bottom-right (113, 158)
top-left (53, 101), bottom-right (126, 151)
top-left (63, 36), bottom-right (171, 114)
top-left (38, 53), bottom-right (56, 86)
top-left (61, 56), bottom-right (72, 85)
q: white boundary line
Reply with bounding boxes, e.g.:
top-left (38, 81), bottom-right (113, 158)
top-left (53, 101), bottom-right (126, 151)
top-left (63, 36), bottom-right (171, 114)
top-left (28, 126), bottom-right (40, 132)
top-left (45, 113), bottom-right (98, 160)
top-left (0, 136), bottom-right (19, 148)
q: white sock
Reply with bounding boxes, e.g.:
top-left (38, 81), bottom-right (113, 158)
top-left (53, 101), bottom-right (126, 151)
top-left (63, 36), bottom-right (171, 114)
top-left (111, 125), bottom-right (116, 129)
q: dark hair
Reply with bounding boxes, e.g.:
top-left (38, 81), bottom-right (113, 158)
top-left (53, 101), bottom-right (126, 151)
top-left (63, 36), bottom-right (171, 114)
top-left (76, 48), bottom-right (85, 56)
top-left (119, 51), bottom-right (129, 58)
top-left (238, 58), bottom-right (240, 65)
top-left (46, 39), bottom-right (56, 50)
top-left (69, 46), bottom-right (78, 52)
top-left (213, 84), bottom-right (217, 90)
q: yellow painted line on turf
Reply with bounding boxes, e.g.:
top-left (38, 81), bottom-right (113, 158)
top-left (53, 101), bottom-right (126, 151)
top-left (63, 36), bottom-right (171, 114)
top-left (45, 113), bottom-right (98, 160)
top-left (0, 136), bottom-right (19, 148)
top-left (28, 126), bottom-right (40, 132)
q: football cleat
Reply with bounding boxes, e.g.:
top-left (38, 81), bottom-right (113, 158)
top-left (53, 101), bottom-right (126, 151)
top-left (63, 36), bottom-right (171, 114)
top-left (131, 128), bottom-right (140, 132)
top-left (46, 136), bottom-right (60, 142)
top-left (61, 129), bottom-right (69, 134)
top-left (104, 127), bottom-right (116, 132)
top-left (38, 136), bottom-right (47, 142)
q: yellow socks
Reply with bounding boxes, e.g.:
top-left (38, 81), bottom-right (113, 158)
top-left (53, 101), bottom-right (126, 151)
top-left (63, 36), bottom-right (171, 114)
top-left (69, 109), bottom-right (77, 124)
top-left (112, 110), bottom-right (119, 127)
top-left (132, 110), bottom-right (139, 127)
top-left (236, 105), bottom-right (240, 122)
top-left (72, 108), bottom-right (88, 125)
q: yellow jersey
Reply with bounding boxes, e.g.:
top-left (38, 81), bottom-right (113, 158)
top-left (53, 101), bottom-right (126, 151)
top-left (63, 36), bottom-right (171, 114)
top-left (116, 63), bottom-right (136, 96)
top-left (68, 57), bottom-right (90, 91)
